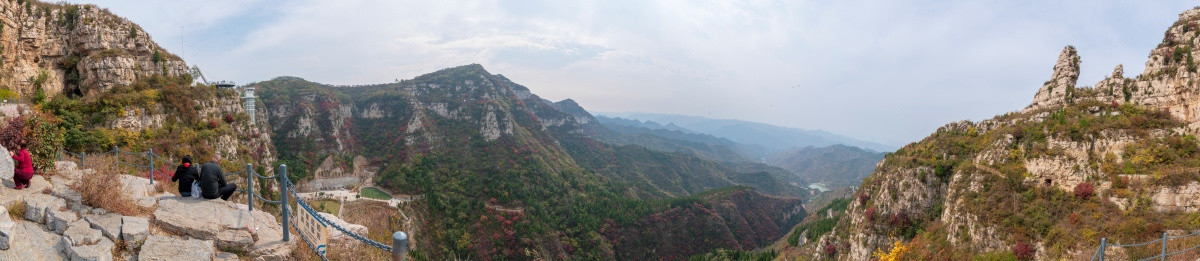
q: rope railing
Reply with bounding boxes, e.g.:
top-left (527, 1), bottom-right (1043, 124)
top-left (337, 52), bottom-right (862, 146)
top-left (1170, 230), bottom-right (1200, 240)
top-left (1110, 239), bottom-right (1162, 248)
top-left (288, 178), bottom-right (396, 252)
top-left (1092, 232), bottom-right (1200, 261)
top-left (56, 146), bottom-right (411, 260)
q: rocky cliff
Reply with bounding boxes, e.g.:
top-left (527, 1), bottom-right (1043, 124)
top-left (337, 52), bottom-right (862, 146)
top-left (0, 1), bottom-right (187, 98)
top-left (790, 6), bottom-right (1200, 261)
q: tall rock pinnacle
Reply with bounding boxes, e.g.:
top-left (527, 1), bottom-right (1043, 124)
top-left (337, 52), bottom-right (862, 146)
top-left (1027, 46), bottom-right (1081, 110)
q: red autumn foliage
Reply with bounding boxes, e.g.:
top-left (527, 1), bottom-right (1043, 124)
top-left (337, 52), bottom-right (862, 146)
top-left (1074, 182), bottom-right (1094, 200)
top-left (1012, 242), bottom-right (1035, 260)
top-left (888, 211), bottom-right (910, 230)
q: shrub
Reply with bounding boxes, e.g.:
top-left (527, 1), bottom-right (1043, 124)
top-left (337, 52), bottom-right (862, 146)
top-left (71, 162), bottom-right (144, 216)
top-left (865, 206), bottom-right (877, 222)
top-left (1011, 242), bottom-right (1035, 260)
top-left (7, 200), bottom-right (25, 219)
top-left (1073, 182), bottom-right (1094, 200)
top-left (889, 211), bottom-right (910, 230)
top-left (823, 241), bottom-right (838, 257)
top-left (858, 193), bottom-right (869, 205)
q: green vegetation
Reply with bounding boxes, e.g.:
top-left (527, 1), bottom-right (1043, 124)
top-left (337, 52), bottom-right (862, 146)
top-left (789, 198), bottom-right (850, 246)
top-left (258, 66), bottom-right (803, 260)
top-left (687, 249), bottom-right (777, 261)
top-left (850, 100), bottom-right (1200, 259)
top-left (313, 199), bottom-right (341, 215)
top-left (360, 186), bottom-right (391, 200)
top-left (43, 75), bottom-right (254, 168)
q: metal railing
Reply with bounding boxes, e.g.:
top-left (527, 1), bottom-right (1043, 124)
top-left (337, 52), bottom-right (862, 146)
top-left (58, 146), bottom-right (164, 184)
top-left (247, 164), bottom-right (410, 260)
top-left (56, 146), bottom-right (412, 260)
top-left (1092, 230), bottom-right (1200, 261)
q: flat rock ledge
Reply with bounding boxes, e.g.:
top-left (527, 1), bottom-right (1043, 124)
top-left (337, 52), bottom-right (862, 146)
top-left (153, 197), bottom-right (293, 259)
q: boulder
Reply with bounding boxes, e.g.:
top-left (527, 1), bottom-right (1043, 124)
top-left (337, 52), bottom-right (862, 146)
top-left (23, 193), bottom-right (66, 224)
top-left (63, 219), bottom-right (102, 246)
top-left (0, 206), bottom-right (10, 250)
top-left (83, 213), bottom-right (122, 241)
top-left (0, 221), bottom-right (12, 250)
top-left (64, 236), bottom-right (115, 261)
top-left (0, 145), bottom-right (11, 187)
top-left (46, 209), bottom-right (79, 234)
top-left (0, 221), bottom-right (69, 260)
top-left (138, 235), bottom-right (214, 261)
top-left (153, 197), bottom-right (292, 258)
top-left (121, 216), bottom-right (149, 250)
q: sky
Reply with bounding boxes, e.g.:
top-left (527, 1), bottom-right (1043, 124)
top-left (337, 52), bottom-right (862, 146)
top-left (69, 0), bottom-right (1198, 147)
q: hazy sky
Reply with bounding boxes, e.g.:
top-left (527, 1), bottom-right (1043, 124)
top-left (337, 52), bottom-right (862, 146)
top-left (70, 1), bottom-right (1197, 147)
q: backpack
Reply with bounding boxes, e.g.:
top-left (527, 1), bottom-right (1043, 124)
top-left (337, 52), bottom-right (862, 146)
top-left (191, 181), bottom-right (201, 199)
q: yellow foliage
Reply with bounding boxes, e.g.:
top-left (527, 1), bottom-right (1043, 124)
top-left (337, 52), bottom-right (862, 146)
top-left (873, 241), bottom-right (910, 261)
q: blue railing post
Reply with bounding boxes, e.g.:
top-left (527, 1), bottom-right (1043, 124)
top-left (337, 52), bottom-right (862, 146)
top-left (81, 152), bottom-right (86, 168)
top-left (113, 146), bottom-right (118, 169)
top-left (1100, 237), bottom-right (1107, 261)
top-left (1162, 232), bottom-right (1168, 261)
top-left (279, 164), bottom-right (289, 242)
top-left (57, 147), bottom-right (62, 161)
top-left (246, 164), bottom-right (253, 212)
top-left (393, 231), bottom-right (409, 261)
top-left (148, 148), bottom-right (154, 185)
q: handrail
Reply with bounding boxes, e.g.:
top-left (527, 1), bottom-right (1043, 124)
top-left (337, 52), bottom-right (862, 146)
top-left (56, 146), bottom-right (410, 260)
top-left (1093, 232), bottom-right (1200, 261)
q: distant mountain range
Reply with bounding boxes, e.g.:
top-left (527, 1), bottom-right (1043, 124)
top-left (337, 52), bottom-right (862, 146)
top-left (764, 145), bottom-right (885, 189)
top-left (599, 112), bottom-right (897, 155)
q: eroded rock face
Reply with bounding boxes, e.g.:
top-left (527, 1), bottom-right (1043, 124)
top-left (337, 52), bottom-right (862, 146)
top-left (0, 221), bottom-right (68, 260)
top-left (24, 193), bottom-right (66, 224)
top-left (0, 1), bottom-right (189, 97)
top-left (152, 197), bottom-right (290, 257)
top-left (82, 213), bottom-right (121, 241)
top-left (0, 145), bottom-right (12, 186)
top-left (1028, 46), bottom-right (1081, 111)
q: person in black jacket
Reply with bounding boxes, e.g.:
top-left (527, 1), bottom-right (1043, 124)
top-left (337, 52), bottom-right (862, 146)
top-left (170, 156), bottom-right (200, 197)
top-left (199, 154), bottom-right (238, 200)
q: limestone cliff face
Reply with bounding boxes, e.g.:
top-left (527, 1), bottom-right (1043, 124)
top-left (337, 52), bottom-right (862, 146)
top-left (1028, 8), bottom-right (1200, 122)
top-left (0, 1), bottom-right (187, 98)
top-left (793, 6), bottom-right (1200, 260)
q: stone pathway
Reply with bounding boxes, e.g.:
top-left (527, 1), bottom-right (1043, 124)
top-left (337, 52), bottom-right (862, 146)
top-left (0, 160), bottom-right (297, 260)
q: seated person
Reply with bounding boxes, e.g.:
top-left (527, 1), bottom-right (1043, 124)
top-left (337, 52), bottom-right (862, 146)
top-left (199, 154), bottom-right (238, 200)
top-left (171, 156), bottom-right (199, 197)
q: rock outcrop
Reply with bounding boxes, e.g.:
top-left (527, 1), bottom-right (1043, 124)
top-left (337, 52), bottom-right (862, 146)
top-left (793, 6), bottom-right (1200, 260)
top-left (153, 197), bottom-right (291, 258)
top-left (0, 1), bottom-right (188, 97)
top-left (1027, 46), bottom-right (1081, 111)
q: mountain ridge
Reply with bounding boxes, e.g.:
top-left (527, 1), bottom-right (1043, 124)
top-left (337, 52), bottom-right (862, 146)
top-left (601, 112), bottom-right (897, 154)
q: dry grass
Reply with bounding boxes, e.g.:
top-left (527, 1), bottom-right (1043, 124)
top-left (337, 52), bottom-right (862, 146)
top-left (70, 156), bottom-right (146, 216)
top-left (323, 200), bottom-right (403, 261)
top-left (8, 200), bottom-right (25, 220)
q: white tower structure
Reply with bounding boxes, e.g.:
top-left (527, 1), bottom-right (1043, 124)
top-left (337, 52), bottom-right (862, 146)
top-left (243, 86), bottom-right (256, 124)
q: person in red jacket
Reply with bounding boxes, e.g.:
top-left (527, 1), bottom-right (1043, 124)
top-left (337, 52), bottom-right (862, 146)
top-left (10, 140), bottom-right (33, 190)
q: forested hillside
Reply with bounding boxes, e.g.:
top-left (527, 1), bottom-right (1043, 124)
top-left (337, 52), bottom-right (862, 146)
top-left (254, 65), bottom-right (806, 260)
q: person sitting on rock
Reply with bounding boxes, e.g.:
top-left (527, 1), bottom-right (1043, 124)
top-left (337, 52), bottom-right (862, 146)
top-left (171, 156), bottom-right (200, 197)
top-left (9, 140), bottom-right (32, 190)
top-left (199, 154), bottom-right (238, 200)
